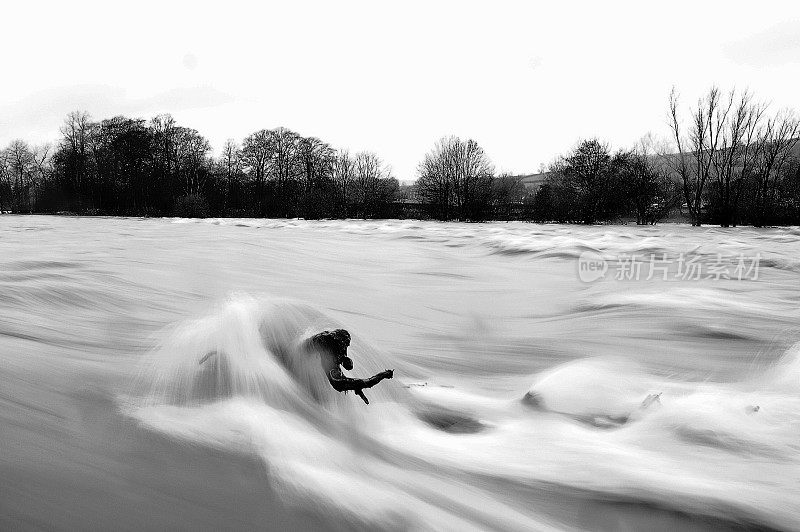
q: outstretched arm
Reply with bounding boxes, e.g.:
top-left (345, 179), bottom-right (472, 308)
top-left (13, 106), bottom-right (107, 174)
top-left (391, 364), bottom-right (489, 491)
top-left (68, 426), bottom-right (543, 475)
top-left (327, 369), bottom-right (394, 404)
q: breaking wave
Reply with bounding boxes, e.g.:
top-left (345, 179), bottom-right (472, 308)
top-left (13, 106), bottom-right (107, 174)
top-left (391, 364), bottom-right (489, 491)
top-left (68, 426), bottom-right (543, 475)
top-left (127, 294), bottom-right (800, 530)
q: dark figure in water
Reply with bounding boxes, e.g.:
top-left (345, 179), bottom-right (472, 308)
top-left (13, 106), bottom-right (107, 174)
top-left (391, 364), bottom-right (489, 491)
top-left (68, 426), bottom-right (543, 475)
top-left (306, 329), bottom-right (393, 404)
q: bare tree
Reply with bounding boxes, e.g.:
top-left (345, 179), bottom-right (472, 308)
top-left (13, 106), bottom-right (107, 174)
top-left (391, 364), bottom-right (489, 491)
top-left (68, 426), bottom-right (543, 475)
top-left (5, 140), bottom-right (36, 212)
top-left (296, 136), bottom-right (335, 217)
top-left (29, 144), bottom-right (52, 209)
top-left (0, 149), bottom-right (10, 212)
top-left (220, 139), bottom-right (242, 176)
top-left (59, 111), bottom-right (93, 210)
top-left (453, 138), bottom-right (494, 219)
top-left (416, 136), bottom-right (494, 220)
top-left (751, 110), bottom-right (800, 226)
top-left (353, 151), bottom-right (389, 217)
top-left (417, 139), bottom-right (453, 219)
top-left (241, 129), bottom-right (273, 215)
top-left (267, 127), bottom-right (300, 216)
top-left (150, 114), bottom-right (178, 182)
top-left (172, 127), bottom-right (211, 196)
top-left (297, 136), bottom-right (335, 189)
top-left (668, 86), bottom-right (733, 226)
top-left (709, 90), bottom-right (765, 226)
top-left (219, 139), bottom-right (243, 213)
top-left (332, 149), bottom-right (356, 216)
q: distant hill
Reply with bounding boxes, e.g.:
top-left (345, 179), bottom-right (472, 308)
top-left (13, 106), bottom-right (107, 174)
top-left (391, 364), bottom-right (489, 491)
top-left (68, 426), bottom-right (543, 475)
top-left (513, 172), bottom-right (551, 193)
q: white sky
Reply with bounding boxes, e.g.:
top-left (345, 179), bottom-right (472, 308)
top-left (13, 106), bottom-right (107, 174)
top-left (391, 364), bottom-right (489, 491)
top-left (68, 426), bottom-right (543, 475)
top-left (1, 0), bottom-right (798, 181)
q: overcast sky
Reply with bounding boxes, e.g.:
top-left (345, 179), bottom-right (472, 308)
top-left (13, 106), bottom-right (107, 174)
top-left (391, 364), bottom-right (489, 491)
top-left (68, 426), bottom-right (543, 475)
top-left (1, 0), bottom-right (798, 181)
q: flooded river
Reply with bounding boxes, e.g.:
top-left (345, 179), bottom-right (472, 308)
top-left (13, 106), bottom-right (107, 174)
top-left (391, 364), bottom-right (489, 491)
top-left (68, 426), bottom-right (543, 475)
top-left (2, 216), bottom-right (799, 531)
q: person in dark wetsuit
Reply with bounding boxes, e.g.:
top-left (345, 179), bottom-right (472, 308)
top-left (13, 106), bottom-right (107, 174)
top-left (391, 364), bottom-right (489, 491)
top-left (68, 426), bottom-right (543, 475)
top-left (306, 329), bottom-right (393, 404)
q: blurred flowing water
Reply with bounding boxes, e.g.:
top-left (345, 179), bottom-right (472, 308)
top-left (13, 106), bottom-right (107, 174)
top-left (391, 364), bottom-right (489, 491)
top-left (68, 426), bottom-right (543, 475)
top-left (2, 216), bottom-right (800, 531)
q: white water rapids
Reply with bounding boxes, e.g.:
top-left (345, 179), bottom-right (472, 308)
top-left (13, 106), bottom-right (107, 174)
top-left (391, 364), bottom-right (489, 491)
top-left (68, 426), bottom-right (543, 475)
top-left (2, 216), bottom-right (799, 531)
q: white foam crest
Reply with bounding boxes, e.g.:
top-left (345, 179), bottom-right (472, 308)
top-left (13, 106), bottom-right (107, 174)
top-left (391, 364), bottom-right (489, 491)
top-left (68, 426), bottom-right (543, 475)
top-left (136, 294), bottom-right (406, 411)
top-left (165, 219), bottom-right (800, 273)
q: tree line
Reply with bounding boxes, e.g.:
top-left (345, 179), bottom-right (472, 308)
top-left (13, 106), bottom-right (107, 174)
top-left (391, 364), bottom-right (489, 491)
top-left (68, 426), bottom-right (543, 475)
top-left (526, 137), bottom-right (683, 225)
top-left (667, 87), bottom-right (800, 227)
top-left (1, 85), bottom-right (798, 226)
top-left (529, 86), bottom-right (800, 226)
top-left (0, 112), bottom-right (400, 219)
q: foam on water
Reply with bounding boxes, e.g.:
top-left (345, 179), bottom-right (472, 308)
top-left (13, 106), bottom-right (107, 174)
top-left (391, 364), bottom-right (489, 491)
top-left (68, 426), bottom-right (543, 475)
top-left (169, 218), bottom-right (800, 272)
top-left (5, 216), bottom-right (800, 531)
top-left (129, 294), bottom-right (800, 531)
top-left (129, 295), bottom-right (560, 530)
